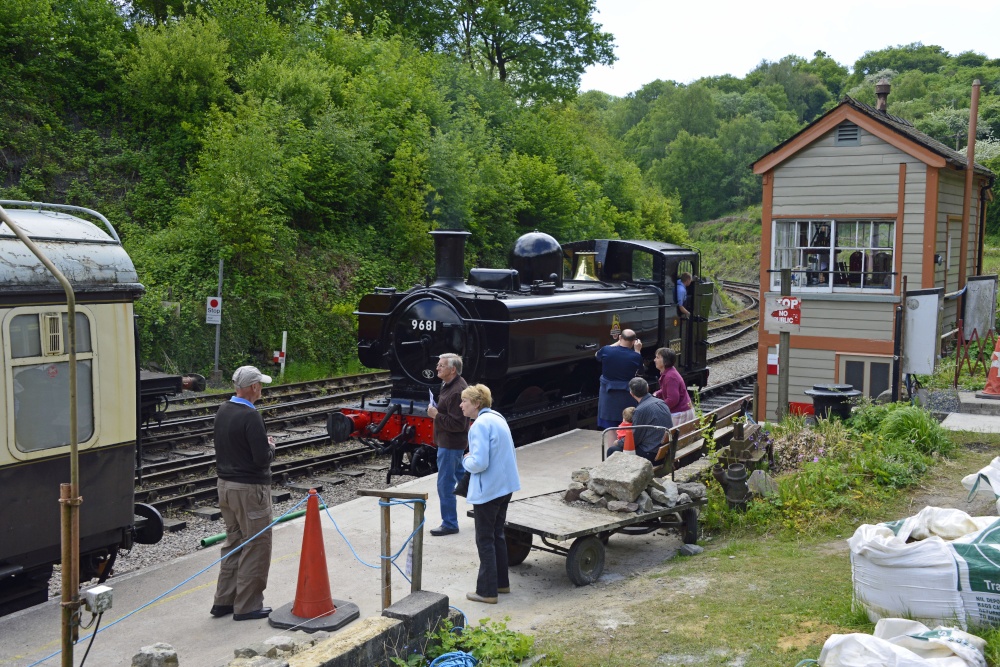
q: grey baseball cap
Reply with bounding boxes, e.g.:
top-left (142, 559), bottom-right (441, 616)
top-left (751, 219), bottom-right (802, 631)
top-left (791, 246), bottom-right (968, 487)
top-left (232, 365), bottom-right (273, 388)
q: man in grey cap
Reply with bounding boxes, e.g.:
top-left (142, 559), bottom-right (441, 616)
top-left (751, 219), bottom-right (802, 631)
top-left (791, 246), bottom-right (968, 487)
top-left (210, 365), bottom-right (276, 621)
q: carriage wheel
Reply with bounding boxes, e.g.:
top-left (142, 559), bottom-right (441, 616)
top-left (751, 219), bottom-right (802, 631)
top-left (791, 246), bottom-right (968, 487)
top-left (506, 528), bottom-right (533, 566)
top-left (566, 536), bottom-right (605, 586)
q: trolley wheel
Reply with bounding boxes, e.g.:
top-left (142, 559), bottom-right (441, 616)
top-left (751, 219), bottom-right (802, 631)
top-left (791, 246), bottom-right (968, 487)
top-left (566, 536), bottom-right (605, 586)
top-left (506, 528), bottom-right (533, 566)
top-left (681, 507), bottom-right (699, 545)
top-left (410, 446), bottom-right (437, 477)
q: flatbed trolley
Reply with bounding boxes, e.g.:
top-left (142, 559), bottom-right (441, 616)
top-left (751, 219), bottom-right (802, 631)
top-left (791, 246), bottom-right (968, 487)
top-left (470, 490), bottom-right (705, 586)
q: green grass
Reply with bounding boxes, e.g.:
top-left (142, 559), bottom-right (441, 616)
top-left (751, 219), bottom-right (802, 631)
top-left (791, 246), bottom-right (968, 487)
top-left (533, 414), bottom-right (1000, 666)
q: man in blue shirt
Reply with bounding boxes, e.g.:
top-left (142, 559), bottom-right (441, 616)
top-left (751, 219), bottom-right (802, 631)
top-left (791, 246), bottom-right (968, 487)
top-left (676, 273), bottom-right (693, 318)
top-left (595, 328), bottom-right (643, 429)
top-left (606, 377), bottom-right (673, 463)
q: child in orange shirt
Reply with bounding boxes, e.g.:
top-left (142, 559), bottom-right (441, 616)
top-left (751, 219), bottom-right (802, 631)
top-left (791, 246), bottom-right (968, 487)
top-left (616, 406), bottom-right (636, 452)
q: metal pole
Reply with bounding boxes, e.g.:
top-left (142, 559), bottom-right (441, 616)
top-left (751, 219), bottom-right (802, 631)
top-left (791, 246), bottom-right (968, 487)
top-left (213, 258), bottom-right (223, 383)
top-left (380, 501), bottom-right (391, 609)
top-left (411, 500), bottom-right (424, 593)
top-left (280, 330), bottom-right (287, 379)
top-left (0, 206), bottom-right (81, 665)
top-left (776, 269), bottom-right (791, 421)
top-left (960, 80), bottom-right (980, 291)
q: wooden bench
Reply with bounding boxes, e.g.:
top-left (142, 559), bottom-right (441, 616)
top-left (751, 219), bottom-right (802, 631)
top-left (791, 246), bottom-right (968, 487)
top-left (651, 397), bottom-right (747, 479)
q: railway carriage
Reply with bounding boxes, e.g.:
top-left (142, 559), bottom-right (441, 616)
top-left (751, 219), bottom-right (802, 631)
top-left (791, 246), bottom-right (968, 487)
top-left (0, 201), bottom-right (177, 616)
top-left (329, 230), bottom-right (713, 479)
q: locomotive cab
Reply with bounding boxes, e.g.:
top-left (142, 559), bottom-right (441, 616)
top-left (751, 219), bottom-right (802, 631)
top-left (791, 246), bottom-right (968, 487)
top-left (562, 240), bottom-right (711, 387)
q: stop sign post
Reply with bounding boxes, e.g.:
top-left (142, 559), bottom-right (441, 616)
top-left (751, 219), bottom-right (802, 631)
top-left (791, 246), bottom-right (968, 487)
top-left (206, 296), bottom-right (222, 325)
top-left (210, 259), bottom-right (224, 384)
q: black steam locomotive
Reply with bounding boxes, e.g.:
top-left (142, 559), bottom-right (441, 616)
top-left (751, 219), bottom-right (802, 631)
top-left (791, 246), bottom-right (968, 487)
top-left (329, 230), bottom-right (711, 478)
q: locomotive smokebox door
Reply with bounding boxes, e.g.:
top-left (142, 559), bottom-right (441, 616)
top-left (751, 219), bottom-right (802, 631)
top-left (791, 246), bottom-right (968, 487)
top-left (392, 297), bottom-right (477, 385)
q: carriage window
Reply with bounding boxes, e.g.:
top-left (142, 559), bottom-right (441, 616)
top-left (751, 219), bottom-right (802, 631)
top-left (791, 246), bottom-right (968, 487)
top-left (13, 362), bottom-right (95, 450)
top-left (772, 219), bottom-right (894, 292)
top-left (8, 310), bottom-right (95, 451)
top-left (11, 313), bottom-right (91, 357)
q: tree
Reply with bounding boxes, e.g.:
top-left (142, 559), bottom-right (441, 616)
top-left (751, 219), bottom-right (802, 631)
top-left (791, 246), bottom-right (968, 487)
top-left (647, 130), bottom-right (726, 222)
top-left (333, 0), bottom-right (615, 101)
top-left (852, 43), bottom-right (949, 79)
top-left (447, 0), bottom-right (615, 100)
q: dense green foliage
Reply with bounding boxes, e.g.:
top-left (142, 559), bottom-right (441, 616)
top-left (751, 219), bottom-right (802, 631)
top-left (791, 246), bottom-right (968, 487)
top-left (2, 8), bottom-right (998, 375)
top-left (1, 0), bottom-right (672, 374)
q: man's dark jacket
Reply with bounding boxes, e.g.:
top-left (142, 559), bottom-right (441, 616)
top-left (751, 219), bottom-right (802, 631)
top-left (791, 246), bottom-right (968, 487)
top-left (434, 376), bottom-right (469, 450)
top-left (215, 400), bottom-right (273, 484)
top-left (632, 394), bottom-right (674, 461)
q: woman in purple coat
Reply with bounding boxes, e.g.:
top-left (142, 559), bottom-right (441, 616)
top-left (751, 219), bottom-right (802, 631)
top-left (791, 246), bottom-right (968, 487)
top-left (653, 348), bottom-right (695, 425)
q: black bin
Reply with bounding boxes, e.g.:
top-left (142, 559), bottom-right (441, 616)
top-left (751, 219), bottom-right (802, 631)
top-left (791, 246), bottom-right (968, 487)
top-left (803, 384), bottom-right (862, 420)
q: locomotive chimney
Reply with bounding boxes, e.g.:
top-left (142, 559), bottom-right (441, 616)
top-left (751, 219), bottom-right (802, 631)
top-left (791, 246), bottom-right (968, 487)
top-left (429, 230), bottom-right (472, 290)
top-left (875, 78), bottom-right (891, 112)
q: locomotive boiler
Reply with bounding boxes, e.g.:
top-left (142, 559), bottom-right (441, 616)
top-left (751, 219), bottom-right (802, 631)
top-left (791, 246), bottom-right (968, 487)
top-left (329, 230), bottom-right (712, 479)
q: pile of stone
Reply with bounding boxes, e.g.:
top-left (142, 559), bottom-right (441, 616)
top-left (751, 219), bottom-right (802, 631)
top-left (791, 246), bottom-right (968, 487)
top-left (564, 452), bottom-right (705, 513)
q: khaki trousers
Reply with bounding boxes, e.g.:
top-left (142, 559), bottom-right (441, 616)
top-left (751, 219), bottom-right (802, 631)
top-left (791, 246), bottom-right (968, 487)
top-left (213, 479), bottom-right (273, 614)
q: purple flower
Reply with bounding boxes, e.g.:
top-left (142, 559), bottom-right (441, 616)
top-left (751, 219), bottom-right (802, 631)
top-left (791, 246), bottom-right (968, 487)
top-left (813, 456), bottom-right (819, 463)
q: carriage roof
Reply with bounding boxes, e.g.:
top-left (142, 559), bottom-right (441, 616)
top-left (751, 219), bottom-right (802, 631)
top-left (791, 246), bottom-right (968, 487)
top-left (0, 205), bottom-right (141, 293)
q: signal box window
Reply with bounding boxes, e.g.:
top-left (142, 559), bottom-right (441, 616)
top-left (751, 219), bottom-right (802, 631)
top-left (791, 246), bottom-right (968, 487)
top-left (840, 355), bottom-right (890, 399)
top-left (772, 219), bottom-right (893, 292)
top-left (8, 311), bottom-right (95, 452)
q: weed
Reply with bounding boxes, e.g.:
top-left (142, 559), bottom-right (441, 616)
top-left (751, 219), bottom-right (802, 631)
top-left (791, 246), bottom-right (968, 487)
top-left (394, 617), bottom-right (558, 667)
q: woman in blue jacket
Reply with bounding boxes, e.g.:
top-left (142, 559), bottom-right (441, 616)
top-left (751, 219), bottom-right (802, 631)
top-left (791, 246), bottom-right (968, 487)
top-left (460, 384), bottom-right (521, 604)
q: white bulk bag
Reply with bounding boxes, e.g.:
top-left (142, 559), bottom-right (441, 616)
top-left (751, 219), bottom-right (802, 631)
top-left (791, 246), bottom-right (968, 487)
top-left (961, 457), bottom-right (1000, 513)
top-left (849, 523), bottom-right (965, 627)
top-left (817, 618), bottom-right (985, 667)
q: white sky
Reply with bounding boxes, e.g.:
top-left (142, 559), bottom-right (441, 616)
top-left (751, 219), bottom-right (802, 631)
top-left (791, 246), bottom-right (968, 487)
top-left (581, 0), bottom-right (1000, 97)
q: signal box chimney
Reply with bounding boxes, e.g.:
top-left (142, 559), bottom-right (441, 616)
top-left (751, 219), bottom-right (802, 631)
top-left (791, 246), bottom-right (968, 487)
top-left (875, 78), bottom-right (891, 112)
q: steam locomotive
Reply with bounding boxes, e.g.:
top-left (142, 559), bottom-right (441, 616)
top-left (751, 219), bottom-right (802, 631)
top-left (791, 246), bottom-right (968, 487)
top-left (328, 230), bottom-right (712, 479)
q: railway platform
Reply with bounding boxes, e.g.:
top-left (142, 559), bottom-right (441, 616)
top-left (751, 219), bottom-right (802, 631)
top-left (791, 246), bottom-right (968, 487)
top-left (940, 391), bottom-right (1000, 433)
top-left (0, 429), bottom-right (696, 667)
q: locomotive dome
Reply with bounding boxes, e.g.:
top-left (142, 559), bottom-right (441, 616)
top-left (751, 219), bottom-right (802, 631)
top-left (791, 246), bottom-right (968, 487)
top-left (510, 231), bottom-right (561, 284)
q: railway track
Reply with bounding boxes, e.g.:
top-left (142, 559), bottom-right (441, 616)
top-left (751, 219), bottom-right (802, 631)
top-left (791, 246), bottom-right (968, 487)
top-left (142, 373), bottom-right (391, 452)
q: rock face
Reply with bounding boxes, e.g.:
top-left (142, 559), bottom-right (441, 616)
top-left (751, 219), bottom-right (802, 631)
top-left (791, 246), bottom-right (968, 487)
top-left (588, 453), bottom-right (653, 502)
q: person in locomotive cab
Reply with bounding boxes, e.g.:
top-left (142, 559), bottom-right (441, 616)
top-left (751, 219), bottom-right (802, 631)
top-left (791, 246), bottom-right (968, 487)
top-left (210, 365), bottom-right (276, 621)
top-left (595, 328), bottom-right (643, 430)
top-left (676, 272), bottom-right (694, 318)
top-left (606, 377), bottom-right (673, 463)
top-left (425, 353), bottom-right (469, 537)
top-left (459, 384), bottom-right (521, 604)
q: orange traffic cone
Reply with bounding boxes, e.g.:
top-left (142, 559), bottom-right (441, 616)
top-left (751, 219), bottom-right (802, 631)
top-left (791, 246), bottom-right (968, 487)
top-left (623, 429), bottom-right (636, 454)
top-left (981, 337), bottom-right (1000, 398)
top-left (292, 490), bottom-right (335, 618)
top-left (268, 489), bottom-right (360, 632)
